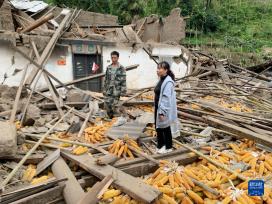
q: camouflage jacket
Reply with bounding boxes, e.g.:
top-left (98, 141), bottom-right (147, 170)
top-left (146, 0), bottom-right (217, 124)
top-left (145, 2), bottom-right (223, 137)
top-left (103, 63), bottom-right (126, 97)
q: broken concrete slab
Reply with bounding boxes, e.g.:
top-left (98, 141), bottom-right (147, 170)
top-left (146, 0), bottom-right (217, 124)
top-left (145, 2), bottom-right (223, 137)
top-left (21, 126), bottom-right (49, 134)
top-left (106, 121), bottom-right (146, 140)
top-left (34, 117), bottom-right (46, 127)
top-left (0, 85), bottom-right (28, 100)
top-left (22, 104), bottom-right (41, 126)
top-left (134, 8), bottom-right (185, 43)
top-left (66, 89), bottom-right (90, 103)
top-left (136, 112), bottom-right (154, 124)
top-left (0, 121), bottom-right (17, 157)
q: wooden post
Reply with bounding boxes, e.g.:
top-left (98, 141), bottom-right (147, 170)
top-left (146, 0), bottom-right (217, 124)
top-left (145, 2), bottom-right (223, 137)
top-left (9, 65), bottom-right (29, 122)
top-left (25, 11), bottom-right (72, 85)
top-left (52, 157), bottom-right (85, 204)
top-left (20, 13), bottom-right (54, 33)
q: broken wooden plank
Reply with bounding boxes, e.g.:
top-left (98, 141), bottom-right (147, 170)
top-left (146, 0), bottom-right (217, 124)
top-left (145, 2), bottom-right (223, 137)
top-left (20, 13), bottom-right (54, 33)
top-left (0, 153), bottom-right (46, 164)
top-left (1, 178), bottom-right (66, 204)
top-left (61, 151), bottom-right (161, 204)
top-left (204, 116), bottom-right (272, 147)
top-left (52, 157), bottom-right (85, 204)
top-left (43, 73), bottom-right (65, 117)
top-left (78, 175), bottom-right (113, 204)
top-left (35, 149), bottom-right (60, 176)
top-left (25, 10), bottom-right (72, 85)
top-left (77, 102), bottom-right (93, 138)
top-left (10, 185), bottom-right (64, 204)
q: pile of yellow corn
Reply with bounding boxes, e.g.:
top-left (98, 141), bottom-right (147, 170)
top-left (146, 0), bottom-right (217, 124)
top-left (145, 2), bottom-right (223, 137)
top-left (15, 121), bottom-right (22, 129)
top-left (84, 120), bottom-right (115, 144)
top-left (22, 164), bottom-right (36, 182)
top-left (144, 124), bottom-right (156, 137)
top-left (140, 93), bottom-right (154, 100)
top-left (71, 145), bottom-right (89, 155)
top-left (135, 105), bottom-right (153, 112)
top-left (22, 165), bottom-right (53, 185)
top-left (108, 137), bottom-right (142, 159)
top-left (202, 96), bottom-right (252, 113)
top-left (219, 100), bottom-right (252, 113)
top-left (31, 172), bottom-right (53, 185)
top-left (100, 139), bottom-right (272, 204)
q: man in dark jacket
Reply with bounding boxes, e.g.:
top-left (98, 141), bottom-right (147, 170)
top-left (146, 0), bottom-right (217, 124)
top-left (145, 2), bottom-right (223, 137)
top-left (103, 51), bottom-right (126, 119)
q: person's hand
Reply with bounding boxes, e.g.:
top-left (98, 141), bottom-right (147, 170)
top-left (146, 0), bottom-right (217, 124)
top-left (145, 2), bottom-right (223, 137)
top-left (159, 114), bottom-right (165, 121)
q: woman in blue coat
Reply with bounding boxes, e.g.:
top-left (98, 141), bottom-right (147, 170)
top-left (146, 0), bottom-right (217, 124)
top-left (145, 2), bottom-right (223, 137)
top-left (154, 61), bottom-right (178, 154)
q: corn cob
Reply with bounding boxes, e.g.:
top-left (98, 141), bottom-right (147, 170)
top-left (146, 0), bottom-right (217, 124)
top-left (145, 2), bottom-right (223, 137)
top-left (187, 190), bottom-right (204, 204)
top-left (102, 189), bottom-right (121, 200)
top-left (182, 196), bottom-right (194, 204)
top-left (163, 194), bottom-right (178, 204)
top-left (31, 175), bottom-right (48, 185)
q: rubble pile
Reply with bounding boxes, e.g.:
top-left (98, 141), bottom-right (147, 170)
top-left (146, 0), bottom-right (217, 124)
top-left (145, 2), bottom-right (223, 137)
top-left (0, 0), bottom-right (272, 203)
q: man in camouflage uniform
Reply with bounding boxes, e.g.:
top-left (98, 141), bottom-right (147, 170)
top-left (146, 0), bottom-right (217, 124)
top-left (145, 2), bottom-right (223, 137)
top-left (103, 51), bottom-right (126, 119)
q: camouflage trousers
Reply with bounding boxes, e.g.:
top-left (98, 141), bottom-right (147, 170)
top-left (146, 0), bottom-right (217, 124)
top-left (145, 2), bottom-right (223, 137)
top-left (104, 95), bottom-right (123, 118)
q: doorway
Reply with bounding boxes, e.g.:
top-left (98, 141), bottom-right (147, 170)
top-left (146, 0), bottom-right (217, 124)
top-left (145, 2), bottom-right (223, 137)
top-left (73, 54), bottom-right (102, 92)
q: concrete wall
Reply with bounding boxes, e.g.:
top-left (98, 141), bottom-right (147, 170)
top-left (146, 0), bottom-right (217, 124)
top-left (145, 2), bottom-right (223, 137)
top-left (0, 42), bottom-right (73, 89)
top-left (102, 45), bottom-right (189, 90)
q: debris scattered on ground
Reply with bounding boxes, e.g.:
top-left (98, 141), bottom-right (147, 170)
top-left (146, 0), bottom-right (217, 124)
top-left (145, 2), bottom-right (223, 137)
top-left (1, 1), bottom-right (272, 203)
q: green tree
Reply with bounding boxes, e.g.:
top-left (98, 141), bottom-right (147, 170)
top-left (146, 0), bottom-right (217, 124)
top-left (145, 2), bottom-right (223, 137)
top-left (110, 0), bottom-right (144, 24)
top-left (49, 0), bottom-right (110, 14)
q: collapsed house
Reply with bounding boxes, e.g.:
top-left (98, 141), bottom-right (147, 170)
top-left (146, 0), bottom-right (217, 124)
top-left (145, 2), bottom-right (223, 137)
top-left (0, 1), bottom-right (190, 91)
top-left (1, 1), bottom-right (272, 204)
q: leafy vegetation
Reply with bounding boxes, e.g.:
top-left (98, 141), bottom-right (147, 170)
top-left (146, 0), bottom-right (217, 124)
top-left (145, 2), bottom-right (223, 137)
top-left (46, 0), bottom-right (272, 63)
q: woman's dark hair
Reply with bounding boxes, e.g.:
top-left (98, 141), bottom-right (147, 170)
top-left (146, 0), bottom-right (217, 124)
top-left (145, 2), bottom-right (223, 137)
top-left (111, 51), bottom-right (119, 57)
top-left (158, 61), bottom-right (175, 80)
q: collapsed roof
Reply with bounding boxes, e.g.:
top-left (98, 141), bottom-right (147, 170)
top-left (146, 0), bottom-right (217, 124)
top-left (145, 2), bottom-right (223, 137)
top-left (0, 0), bottom-right (186, 48)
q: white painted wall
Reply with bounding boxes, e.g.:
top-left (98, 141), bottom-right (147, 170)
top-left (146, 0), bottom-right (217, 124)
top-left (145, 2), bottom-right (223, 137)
top-left (103, 45), bottom-right (189, 90)
top-left (0, 42), bottom-right (189, 90)
top-left (0, 43), bottom-right (73, 89)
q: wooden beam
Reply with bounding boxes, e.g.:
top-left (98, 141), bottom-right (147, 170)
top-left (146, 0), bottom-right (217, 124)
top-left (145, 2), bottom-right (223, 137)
top-left (20, 13), bottom-right (54, 33)
top-left (77, 102), bottom-right (93, 138)
top-left (10, 185), bottom-right (63, 204)
top-left (43, 73), bottom-right (65, 117)
top-left (61, 151), bottom-right (161, 204)
top-left (38, 64), bottom-right (139, 92)
top-left (1, 178), bottom-right (66, 204)
top-left (52, 157), bottom-right (85, 204)
top-left (204, 116), bottom-right (272, 147)
top-left (0, 153), bottom-right (45, 165)
top-left (78, 175), bottom-right (113, 204)
top-left (136, 18), bottom-right (147, 36)
top-left (9, 50), bottom-right (34, 122)
top-left (25, 11), bottom-right (72, 85)
top-left (35, 149), bottom-right (60, 176)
